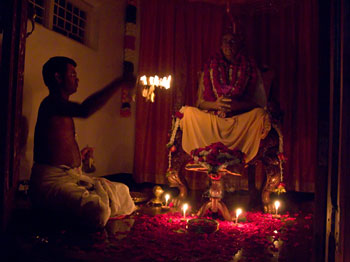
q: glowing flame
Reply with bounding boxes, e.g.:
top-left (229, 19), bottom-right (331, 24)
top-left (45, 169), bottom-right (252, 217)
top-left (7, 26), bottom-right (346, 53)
top-left (235, 208), bottom-right (242, 223)
top-left (182, 203), bottom-right (189, 218)
top-left (274, 200), bottom-right (281, 215)
top-left (139, 75), bottom-right (172, 102)
top-left (140, 75), bottom-right (147, 85)
top-left (165, 194), bottom-right (170, 206)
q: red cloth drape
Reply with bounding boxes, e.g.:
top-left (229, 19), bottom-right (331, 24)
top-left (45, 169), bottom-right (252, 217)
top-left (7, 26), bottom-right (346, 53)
top-left (134, 0), bottom-right (318, 192)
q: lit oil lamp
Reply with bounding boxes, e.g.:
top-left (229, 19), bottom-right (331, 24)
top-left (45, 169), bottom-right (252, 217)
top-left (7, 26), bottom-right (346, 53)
top-left (165, 194), bottom-right (170, 206)
top-left (182, 203), bottom-right (189, 220)
top-left (162, 193), bottom-right (171, 210)
top-left (139, 75), bottom-right (172, 102)
top-left (235, 208), bottom-right (242, 224)
top-left (274, 200), bottom-right (280, 216)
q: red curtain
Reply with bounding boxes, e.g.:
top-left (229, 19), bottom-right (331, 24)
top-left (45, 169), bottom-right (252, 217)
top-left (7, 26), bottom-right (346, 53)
top-left (134, 0), bottom-right (318, 192)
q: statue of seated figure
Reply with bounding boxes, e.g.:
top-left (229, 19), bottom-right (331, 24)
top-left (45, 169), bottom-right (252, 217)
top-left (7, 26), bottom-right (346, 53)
top-left (166, 31), bottom-right (284, 213)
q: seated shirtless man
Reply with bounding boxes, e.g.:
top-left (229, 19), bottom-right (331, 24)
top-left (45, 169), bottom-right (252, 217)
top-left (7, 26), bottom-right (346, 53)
top-left (30, 56), bottom-right (136, 229)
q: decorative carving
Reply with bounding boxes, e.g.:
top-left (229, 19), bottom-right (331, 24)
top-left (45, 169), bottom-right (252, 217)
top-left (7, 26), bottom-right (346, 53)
top-left (196, 172), bottom-right (234, 221)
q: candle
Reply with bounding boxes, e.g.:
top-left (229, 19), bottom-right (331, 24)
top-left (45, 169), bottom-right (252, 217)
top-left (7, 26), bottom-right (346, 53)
top-left (235, 208), bottom-right (242, 224)
top-left (182, 203), bottom-right (188, 219)
top-left (165, 194), bottom-right (170, 206)
top-left (274, 200), bottom-right (280, 215)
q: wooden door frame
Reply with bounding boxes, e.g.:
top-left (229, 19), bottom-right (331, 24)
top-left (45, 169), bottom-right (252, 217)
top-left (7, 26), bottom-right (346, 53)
top-left (0, 0), bottom-right (28, 232)
top-left (321, 0), bottom-right (350, 261)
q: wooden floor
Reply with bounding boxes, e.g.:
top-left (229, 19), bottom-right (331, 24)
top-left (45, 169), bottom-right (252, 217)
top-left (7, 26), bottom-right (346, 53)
top-left (1, 175), bottom-right (315, 262)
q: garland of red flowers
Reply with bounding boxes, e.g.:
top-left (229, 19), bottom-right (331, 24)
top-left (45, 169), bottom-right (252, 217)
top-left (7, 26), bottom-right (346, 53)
top-left (203, 51), bottom-right (257, 102)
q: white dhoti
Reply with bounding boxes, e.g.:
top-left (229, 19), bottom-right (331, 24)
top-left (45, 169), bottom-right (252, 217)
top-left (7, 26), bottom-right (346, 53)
top-left (180, 106), bottom-right (271, 163)
top-left (30, 163), bottom-right (136, 228)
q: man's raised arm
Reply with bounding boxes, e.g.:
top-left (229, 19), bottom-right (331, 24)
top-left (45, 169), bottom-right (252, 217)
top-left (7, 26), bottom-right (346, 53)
top-left (77, 74), bottom-right (135, 118)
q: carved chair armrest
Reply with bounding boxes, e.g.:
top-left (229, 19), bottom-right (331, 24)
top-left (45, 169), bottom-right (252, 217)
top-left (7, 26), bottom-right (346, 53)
top-left (267, 98), bottom-right (284, 124)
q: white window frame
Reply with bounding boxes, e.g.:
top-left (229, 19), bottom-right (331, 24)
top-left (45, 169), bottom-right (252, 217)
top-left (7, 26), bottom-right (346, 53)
top-left (28, 0), bottom-right (96, 48)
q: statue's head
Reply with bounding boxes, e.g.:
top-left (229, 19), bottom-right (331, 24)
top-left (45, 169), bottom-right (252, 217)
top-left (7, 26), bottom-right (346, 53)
top-left (221, 14), bottom-right (245, 61)
top-left (220, 32), bottom-right (244, 61)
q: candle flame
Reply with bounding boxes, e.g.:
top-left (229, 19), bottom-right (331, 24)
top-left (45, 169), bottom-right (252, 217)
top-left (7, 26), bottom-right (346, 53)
top-left (165, 194), bottom-right (170, 202)
top-left (182, 203), bottom-right (189, 218)
top-left (274, 200), bottom-right (280, 210)
top-left (140, 75), bottom-right (147, 85)
top-left (149, 76), bottom-right (154, 86)
top-left (182, 203), bottom-right (188, 212)
top-left (154, 75), bottom-right (160, 86)
top-left (236, 208), bottom-right (242, 218)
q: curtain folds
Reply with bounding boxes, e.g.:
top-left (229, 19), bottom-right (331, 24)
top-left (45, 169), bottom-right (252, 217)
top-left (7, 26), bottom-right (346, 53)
top-left (134, 0), bottom-right (318, 192)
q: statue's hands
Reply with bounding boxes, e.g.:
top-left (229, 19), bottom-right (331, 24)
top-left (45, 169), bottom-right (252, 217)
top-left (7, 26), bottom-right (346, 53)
top-left (214, 96), bottom-right (232, 112)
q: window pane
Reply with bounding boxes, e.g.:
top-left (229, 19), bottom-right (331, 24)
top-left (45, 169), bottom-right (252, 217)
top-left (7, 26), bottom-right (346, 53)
top-left (80, 10), bottom-right (86, 20)
top-left (79, 19), bottom-right (85, 28)
top-left (67, 2), bottom-right (72, 11)
top-left (73, 7), bottom-right (79, 15)
top-left (58, 18), bottom-right (64, 27)
top-left (59, 7), bottom-right (65, 17)
top-left (65, 22), bottom-right (71, 31)
top-left (73, 15), bottom-right (78, 25)
top-left (59, 0), bottom-right (66, 7)
top-left (66, 12), bottom-right (72, 21)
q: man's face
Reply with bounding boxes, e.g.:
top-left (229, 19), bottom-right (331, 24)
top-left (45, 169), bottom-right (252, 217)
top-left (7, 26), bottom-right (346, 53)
top-left (221, 34), bottom-right (241, 60)
top-left (61, 63), bottom-right (79, 95)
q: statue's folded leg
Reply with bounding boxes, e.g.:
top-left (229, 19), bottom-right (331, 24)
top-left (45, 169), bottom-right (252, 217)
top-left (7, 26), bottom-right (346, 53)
top-left (167, 130), bottom-right (191, 206)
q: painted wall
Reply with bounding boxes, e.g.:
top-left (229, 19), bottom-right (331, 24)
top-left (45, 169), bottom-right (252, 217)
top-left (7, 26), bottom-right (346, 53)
top-left (21, 0), bottom-right (138, 180)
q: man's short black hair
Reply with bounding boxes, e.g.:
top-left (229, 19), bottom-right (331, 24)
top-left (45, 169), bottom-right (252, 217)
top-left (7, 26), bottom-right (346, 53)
top-left (42, 56), bottom-right (77, 89)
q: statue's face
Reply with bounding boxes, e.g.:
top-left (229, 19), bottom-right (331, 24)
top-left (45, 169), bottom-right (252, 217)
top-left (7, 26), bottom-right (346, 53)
top-left (221, 33), bottom-right (241, 60)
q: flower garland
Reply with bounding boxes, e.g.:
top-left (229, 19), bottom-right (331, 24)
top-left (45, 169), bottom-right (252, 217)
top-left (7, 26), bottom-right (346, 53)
top-left (121, 0), bottom-right (137, 117)
top-left (203, 52), bottom-right (257, 102)
top-left (272, 122), bottom-right (287, 194)
top-left (166, 107), bottom-right (185, 171)
top-left (190, 142), bottom-right (245, 174)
